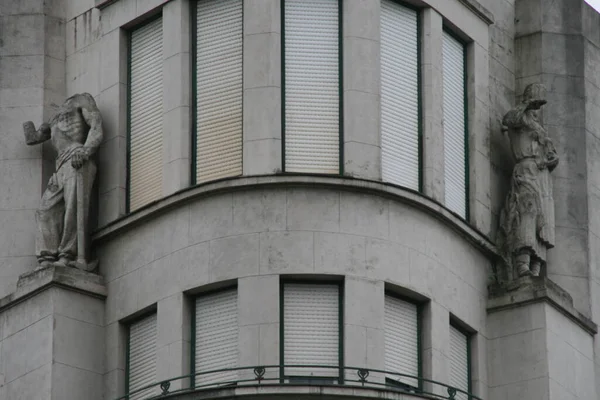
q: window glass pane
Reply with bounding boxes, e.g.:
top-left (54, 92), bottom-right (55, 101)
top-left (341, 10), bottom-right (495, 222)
top-left (381, 0), bottom-right (420, 190)
top-left (129, 17), bottom-right (164, 211)
top-left (284, 0), bottom-right (340, 173)
top-left (384, 295), bottom-right (419, 389)
top-left (442, 31), bottom-right (467, 218)
top-left (195, 289), bottom-right (239, 386)
top-left (449, 324), bottom-right (470, 400)
top-left (283, 283), bottom-right (340, 377)
top-left (128, 313), bottom-right (159, 400)
top-left (195, 0), bottom-right (243, 184)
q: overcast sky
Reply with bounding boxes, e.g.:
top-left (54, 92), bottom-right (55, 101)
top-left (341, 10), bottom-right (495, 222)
top-left (586, 0), bottom-right (600, 12)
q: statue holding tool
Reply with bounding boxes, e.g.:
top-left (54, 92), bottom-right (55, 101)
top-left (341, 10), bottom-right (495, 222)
top-left (498, 83), bottom-right (558, 281)
top-left (23, 93), bottom-right (103, 271)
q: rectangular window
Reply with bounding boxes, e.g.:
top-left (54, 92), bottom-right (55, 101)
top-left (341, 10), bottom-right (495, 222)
top-left (128, 16), bottom-right (164, 212)
top-left (449, 324), bottom-right (470, 400)
top-left (194, 289), bottom-right (239, 386)
top-left (384, 294), bottom-right (420, 390)
top-left (193, 0), bottom-right (243, 184)
top-left (442, 30), bottom-right (468, 219)
top-left (127, 313), bottom-right (158, 400)
top-left (283, 0), bottom-right (341, 174)
top-left (282, 282), bottom-right (342, 380)
top-left (381, 0), bottom-right (420, 191)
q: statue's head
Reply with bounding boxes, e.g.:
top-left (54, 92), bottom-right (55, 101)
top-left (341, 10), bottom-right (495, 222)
top-left (522, 83), bottom-right (547, 109)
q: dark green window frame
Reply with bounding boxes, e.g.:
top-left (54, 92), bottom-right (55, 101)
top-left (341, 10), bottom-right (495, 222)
top-left (384, 291), bottom-right (424, 392)
top-left (281, 0), bottom-right (344, 176)
top-left (125, 12), bottom-right (163, 214)
top-left (189, 285), bottom-right (238, 389)
top-left (124, 309), bottom-right (158, 398)
top-left (279, 279), bottom-right (344, 383)
top-left (380, 0), bottom-right (424, 193)
top-left (442, 26), bottom-right (470, 221)
top-left (449, 319), bottom-right (473, 400)
top-left (190, 0), bottom-right (245, 187)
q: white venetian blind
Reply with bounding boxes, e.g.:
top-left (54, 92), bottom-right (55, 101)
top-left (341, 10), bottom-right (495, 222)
top-left (195, 0), bottom-right (243, 183)
top-left (381, 0), bottom-right (420, 190)
top-left (195, 289), bottom-right (239, 386)
top-left (442, 31), bottom-right (467, 218)
top-left (284, 0), bottom-right (340, 173)
top-left (384, 295), bottom-right (419, 389)
top-left (283, 283), bottom-right (339, 377)
top-left (129, 17), bottom-right (164, 211)
top-left (449, 325), bottom-right (470, 400)
top-left (128, 314), bottom-right (159, 400)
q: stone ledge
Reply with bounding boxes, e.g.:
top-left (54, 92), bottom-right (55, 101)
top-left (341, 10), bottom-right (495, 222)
top-left (160, 384), bottom-right (440, 400)
top-left (0, 265), bottom-right (106, 313)
top-left (457, 0), bottom-right (494, 25)
top-left (92, 174), bottom-right (499, 260)
top-left (487, 276), bottom-right (597, 335)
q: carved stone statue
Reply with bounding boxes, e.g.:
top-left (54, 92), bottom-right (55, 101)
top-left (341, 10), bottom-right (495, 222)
top-left (498, 84), bottom-right (558, 281)
top-left (23, 93), bottom-right (103, 271)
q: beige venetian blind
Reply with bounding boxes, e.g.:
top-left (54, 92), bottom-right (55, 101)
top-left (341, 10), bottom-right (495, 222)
top-left (449, 324), bottom-right (470, 400)
top-left (284, 0), bottom-right (340, 173)
top-left (194, 289), bottom-right (239, 386)
top-left (129, 17), bottom-right (164, 211)
top-left (283, 283), bottom-right (340, 378)
top-left (381, 0), bottom-right (420, 190)
top-left (442, 31), bottom-right (467, 218)
top-left (384, 295), bottom-right (419, 389)
top-left (128, 314), bottom-right (159, 400)
top-left (195, 0), bottom-right (243, 183)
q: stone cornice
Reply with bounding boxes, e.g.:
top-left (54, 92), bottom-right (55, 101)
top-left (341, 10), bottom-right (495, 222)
top-left (0, 265), bottom-right (106, 313)
top-left (92, 175), bottom-right (499, 260)
top-left (488, 276), bottom-right (598, 335)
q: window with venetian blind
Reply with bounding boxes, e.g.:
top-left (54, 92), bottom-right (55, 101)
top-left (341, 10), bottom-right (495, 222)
top-left (384, 294), bottom-right (420, 390)
top-left (282, 282), bottom-right (342, 380)
top-left (193, 289), bottom-right (239, 386)
top-left (127, 313), bottom-right (159, 400)
top-left (193, 0), bottom-right (243, 184)
top-left (449, 324), bottom-right (470, 400)
top-left (442, 30), bottom-right (468, 219)
top-left (128, 17), bottom-right (164, 212)
top-left (381, 0), bottom-right (420, 191)
top-left (283, 0), bottom-right (341, 174)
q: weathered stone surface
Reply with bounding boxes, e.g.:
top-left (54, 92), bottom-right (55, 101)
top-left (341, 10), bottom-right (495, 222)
top-left (23, 93), bottom-right (103, 272)
top-left (497, 84), bottom-right (559, 281)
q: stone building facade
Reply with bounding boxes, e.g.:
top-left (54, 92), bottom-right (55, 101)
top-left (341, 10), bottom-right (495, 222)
top-left (0, 0), bottom-right (599, 399)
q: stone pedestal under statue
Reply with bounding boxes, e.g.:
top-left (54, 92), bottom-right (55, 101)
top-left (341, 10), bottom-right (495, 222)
top-left (0, 266), bottom-right (106, 400)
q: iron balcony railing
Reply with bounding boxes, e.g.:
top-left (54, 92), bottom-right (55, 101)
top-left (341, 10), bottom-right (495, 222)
top-left (116, 364), bottom-right (482, 400)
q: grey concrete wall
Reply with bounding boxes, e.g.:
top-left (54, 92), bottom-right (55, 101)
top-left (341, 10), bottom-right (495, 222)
top-left (488, 301), bottom-right (596, 400)
top-left (96, 186), bottom-right (492, 396)
top-left (0, 287), bottom-right (105, 400)
top-left (0, 0), bottom-right (67, 298)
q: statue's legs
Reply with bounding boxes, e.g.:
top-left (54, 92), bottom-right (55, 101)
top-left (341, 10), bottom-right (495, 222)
top-left (56, 161), bottom-right (96, 266)
top-left (515, 250), bottom-right (533, 277)
top-left (36, 174), bottom-right (65, 266)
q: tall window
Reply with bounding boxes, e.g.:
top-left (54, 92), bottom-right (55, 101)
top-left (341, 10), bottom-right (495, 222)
top-left (381, 0), bottom-right (420, 191)
top-left (193, 289), bottom-right (239, 386)
top-left (127, 313), bottom-right (158, 400)
top-left (128, 16), bottom-right (164, 212)
top-left (281, 282), bottom-right (342, 381)
top-left (283, 0), bottom-right (341, 174)
top-left (193, 0), bottom-right (243, 184)
top-left (449, 324), bottom-right (471, 400)
top-left (384, 294), bottom-right (420, 390)
top-left (442, 30), bottom-right (468, 219)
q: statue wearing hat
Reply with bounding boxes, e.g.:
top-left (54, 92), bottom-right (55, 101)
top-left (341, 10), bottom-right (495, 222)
top-left (498, 83), bottom-right (559, 280)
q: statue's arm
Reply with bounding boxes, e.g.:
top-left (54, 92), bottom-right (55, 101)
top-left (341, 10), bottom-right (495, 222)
top-left (77, 93), bottom-right (104, 156)
top-left (22, 121), bottom-right (51, 145)
top-left (502, 103), bottom-right (528, 130)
